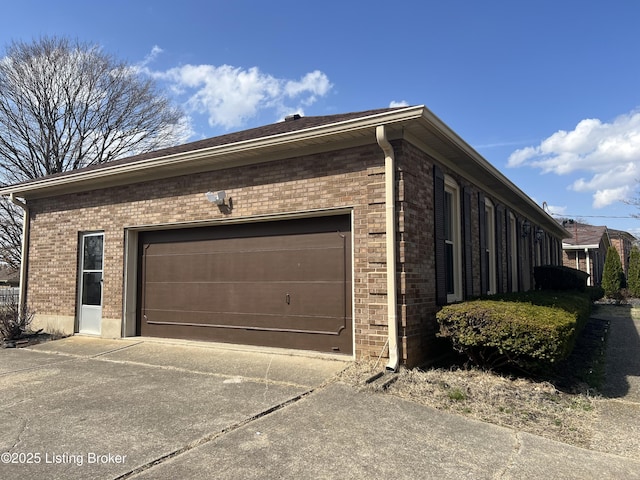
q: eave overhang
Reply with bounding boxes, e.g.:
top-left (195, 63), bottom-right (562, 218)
top-left (0, 105), bottom-right (568, 239)
top-left (562, 244), bottom-right (601, 250)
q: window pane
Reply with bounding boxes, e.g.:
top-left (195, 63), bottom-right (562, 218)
top-left (82, 272), bottom-right (102, 306)
top-left (446, 242), bottom-right (454, 294)
top-left (83, 235), bottom-right (103, 271)
top-left (444, 191), bottom-right (452, 241)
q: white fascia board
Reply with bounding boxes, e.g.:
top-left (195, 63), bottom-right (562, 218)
top-left (562, 244), bottom-right (600, 250)
top-left (416, 107), bottom-right (569, 239)
top-left (0, 106), bottom-right (426, 198)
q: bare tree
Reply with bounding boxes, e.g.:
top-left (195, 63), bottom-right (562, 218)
top-left (0, 36), bottom-right (189, 269)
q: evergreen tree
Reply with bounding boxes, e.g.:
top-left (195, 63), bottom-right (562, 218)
top-left (602, 246), bottom-right (624, 297)
top-left (628, 246), bottom-right (640, 298)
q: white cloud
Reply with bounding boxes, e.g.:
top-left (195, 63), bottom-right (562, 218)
top-left (592, 186), bottom-right (632, 209)
top-left (546, 204), bottom-right (567, 216)
top-left (139, 48), bottom-right (333, 131)
top-left (140, 45), bottom-right (163, 67)
top-left (508, 110), bottom-right (640, 208)
top-left (389, 100), bottom-right (409, 108)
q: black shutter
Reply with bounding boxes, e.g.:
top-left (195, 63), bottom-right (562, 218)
top-left (478, 193), bottom-right (487, 295)
top-left (496, 205), bottom-right (504, 293)
top-left (463, 186), bottom-right (473, 298)
top-left (434, 165), bottom-right (447, 305)
top-left (516, 217), bottom-right (523, 291)
top-left (506, 210), bottom-right (513, 292)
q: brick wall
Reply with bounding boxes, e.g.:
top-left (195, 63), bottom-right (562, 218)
top-left (27, 142), bottom-right (412, 361)
top-left (24, 136), bottom-right (562, 366)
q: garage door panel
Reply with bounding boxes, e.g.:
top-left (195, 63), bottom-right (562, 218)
top-left (142, 281), bottom-right (347, 317)
top-left (142, 310), bottom-right (349, 336)
top-left (140, 322), bottom-right (352, 353)
top-left (145, 230), bottom-right (343, 254)
top-left (138, 216), bottom-right (352, 354)
top-left (143, 245), bottom-right (346, 283)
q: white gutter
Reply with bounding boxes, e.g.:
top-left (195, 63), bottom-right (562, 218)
top-left (376, 125), bottom-right (399, 372)
top-left (0, 106), bottom-right (426, 199)
top-left (585, 248), bottom-right (592, 286)
top-left (8, 194), bottom-right (29, 312)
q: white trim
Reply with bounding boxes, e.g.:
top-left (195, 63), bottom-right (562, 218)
top-left (0, 107), bottom-right (425, 198)
top-left (444, 175), bottom-right (462, 303)
top-left (350, 210), bottom-right (356, 361)
top-left (124, 206), bottom-right (354, 231)
top-left (563, 244), bottom-right (600, 250)
top-left (122, 210), bottom-right (357, 360)
top-left (0, 104), bottom-right (568, 240)
top-left (77, 231), bottom-right (104, 335)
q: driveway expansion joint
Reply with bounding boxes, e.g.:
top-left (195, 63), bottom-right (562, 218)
top-left (494, 431), bottom-right (522, 479)
top-left (89, 341), bottom-right (145, 358)
top-left (111, 387), bottom-right (319, 480)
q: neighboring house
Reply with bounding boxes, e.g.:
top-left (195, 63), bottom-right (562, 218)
top-left (0, 106), bottom-right (567, 368)
top-left (561, 221), bottom-right (610, 286)
top-left (0, 265), bottom-right (19, 287)
top-left (608, 228), bottom-right (637, 277)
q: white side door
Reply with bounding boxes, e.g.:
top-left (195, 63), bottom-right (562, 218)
top-left (78, 232), bottom-right (104, 335)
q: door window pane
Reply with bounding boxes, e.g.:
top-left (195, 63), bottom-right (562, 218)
top-left (82, 272), bottom-right (102, 305)
top-left (84, 235), bottom-right (103, 271)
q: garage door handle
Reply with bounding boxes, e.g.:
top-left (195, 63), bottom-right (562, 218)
top-left (285, 293), bottom-right (290, 305)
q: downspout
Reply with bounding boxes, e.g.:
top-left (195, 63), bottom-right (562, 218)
top-left (9, 193), bottom-right (29, 313)
top-left (585, 248), bottom-right (591, 286)
top-left (376, 125), bottom-right (399, 372)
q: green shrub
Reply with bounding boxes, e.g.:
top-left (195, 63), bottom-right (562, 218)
top-left (602, 246), bottom-right (625, 297)
top-left (628, 246), bottom-right (640, 298)
top-left (534, 265), bottom-right (589, 292)
top-left (436, 291), bottom-right (592, 371)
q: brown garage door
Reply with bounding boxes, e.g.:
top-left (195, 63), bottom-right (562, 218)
top-left (138, 215), bottom-right (352, 354)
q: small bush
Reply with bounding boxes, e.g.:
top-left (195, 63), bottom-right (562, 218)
top-left (0, 299), bottom-right (34, 341)
top-left (436, 291), bottom-right (592, 371)
top-left (534, 265), bottom-right (589, 292)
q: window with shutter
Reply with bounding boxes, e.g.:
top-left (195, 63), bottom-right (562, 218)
top-left (484, 198), bottom-right (497, 295)
top-left (434, 166), bottom-right (462, 303)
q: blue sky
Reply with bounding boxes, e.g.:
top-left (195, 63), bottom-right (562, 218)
top-left (3, 0), bottom-right (640, 236)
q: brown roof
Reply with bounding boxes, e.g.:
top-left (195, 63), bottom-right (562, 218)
top-left (17, 107), bottom-right (404, 185)
top-left (0, 104), bottom-right (570, 240)
top-left (562, 222), bottom-right (608, 247)
top-left (608, 228), bottom-right (637, 241)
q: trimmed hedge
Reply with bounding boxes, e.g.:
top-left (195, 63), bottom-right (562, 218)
top-left (534, 265), bottom-right (589, 291)
top-left (436, 290), bottom-right (592, 371)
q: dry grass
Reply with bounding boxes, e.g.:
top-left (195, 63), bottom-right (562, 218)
top-left (338, 316), bottom-right (611, 448)
top-left (338, 360), bottom-right (598, 448)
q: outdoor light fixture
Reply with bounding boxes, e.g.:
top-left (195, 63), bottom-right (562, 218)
top-left (535, 228), bottom-right (544, 242)
top-left (521, 220), bottom-right (531, 237)
top-left (205, 190), bottom-right (226, 206)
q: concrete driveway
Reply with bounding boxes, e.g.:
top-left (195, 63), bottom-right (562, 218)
top-left (2, 334), bottom-right (640, 479)
top-left (0, 337), bottom-right (348, 480)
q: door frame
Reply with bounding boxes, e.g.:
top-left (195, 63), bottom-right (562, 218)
top-left (122, 209), bottom-right (356, 357)
top-left (77, 231), bottom-right (104, 335)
